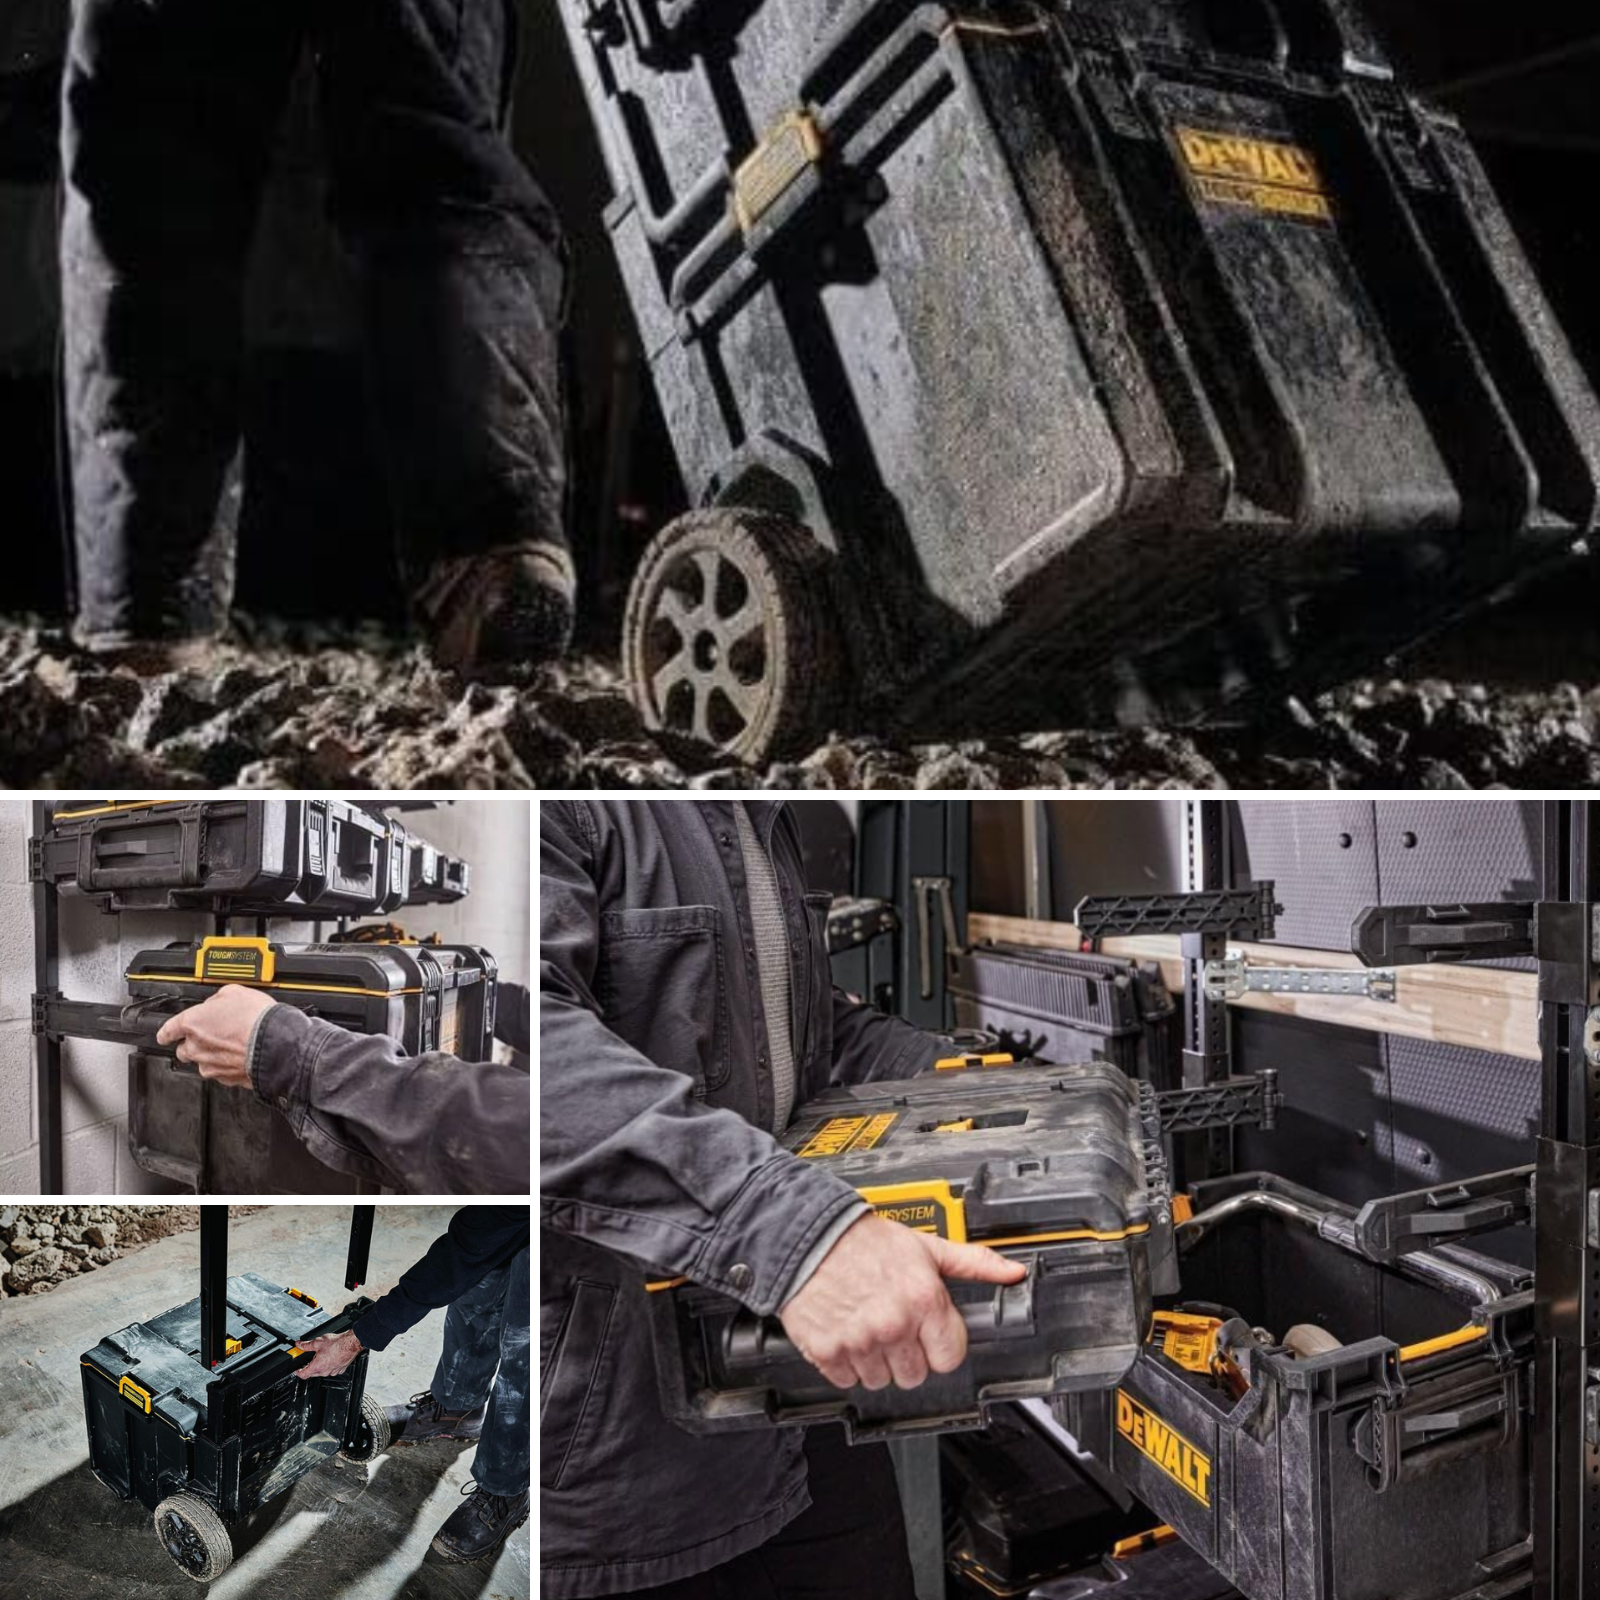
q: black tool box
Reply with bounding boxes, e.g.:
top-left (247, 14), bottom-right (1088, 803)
top-left (121, 937), bottom-right (498, 1191)
top-left (649, 1059), bottom-right (1172, 1438)
top-left (36, 798), bottom-right (445, 916)
top-left (1061, 1173), bottom-right (1534, 1600)
top-left (82, 1208), bottom-right (386, 1582)
top-left (557, 0), bottom-right (1600, 759)
top-left (951, 943), bottom-right (1177, 1084)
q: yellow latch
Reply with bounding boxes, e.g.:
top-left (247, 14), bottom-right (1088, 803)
top-left (935, 1053), bottom-right (1015, 1071)
top-left (933, 1118), bottom-right (976, 1134)
top-left (224, 1337), bottom-right (241, 1357)
top-left (286, 1287), bottom-right (320, 1309)
top-left (195, 936), bottom-right (276, 984)
top-left (732, 110), bottom-right (824, 233)
top-left (119, 1375), bottom-right (153, 1414)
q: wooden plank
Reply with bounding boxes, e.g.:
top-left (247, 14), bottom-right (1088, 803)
top-left (965, 912), bottom-right (1539, 1061)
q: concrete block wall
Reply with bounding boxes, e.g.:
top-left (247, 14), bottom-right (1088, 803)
top-left (1, 797), bottom-right (530, 1195)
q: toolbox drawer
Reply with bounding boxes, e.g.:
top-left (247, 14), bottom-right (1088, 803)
top-left (1063, 1177), bottom-right (1533, 1600)
top-left (649, 1060), bottom-right (1174, 1438)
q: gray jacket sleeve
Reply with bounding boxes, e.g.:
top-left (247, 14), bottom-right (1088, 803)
top-left (540, 803), bottom-right (865, 1318)
top-left (830, 989), bottom-right (949, 1084)
top-left (247, 1005), bottom-right (531, 1195)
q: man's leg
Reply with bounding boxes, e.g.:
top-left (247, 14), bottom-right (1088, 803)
top-left (316, 0), bottom-right (572, 674)
top-left (600, 1428), bottom-right (916, 1600)
top-left (385, 1259), bottom-right (506, 1447)
top-left (432, 1235), bottom-right (531, 1561)
top-left (60, 0), bottom-right (304, 647)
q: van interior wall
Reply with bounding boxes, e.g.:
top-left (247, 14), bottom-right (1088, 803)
top-left (0, 798), bottom-right (529, 1195)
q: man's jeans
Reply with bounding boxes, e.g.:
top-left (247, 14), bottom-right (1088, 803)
top-left (431, 1242), bottom-right (530, 1495)
top-left (60, 0), bottom-right (567, 640)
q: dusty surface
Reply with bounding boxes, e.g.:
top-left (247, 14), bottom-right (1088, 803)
top-left (0, 617), bottom-right (549, 790)
top-left (0, 1204), bottom-right (529, 1600)
top-left (528, 656), bottom-right (1600, 793)
top-left (2, 1204), bottom-right (267, 1298)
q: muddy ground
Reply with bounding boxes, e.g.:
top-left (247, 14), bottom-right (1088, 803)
top-left (1, 591), bottom-right (1597, 789)
top-left (0, 616), bottom-right (572, 790)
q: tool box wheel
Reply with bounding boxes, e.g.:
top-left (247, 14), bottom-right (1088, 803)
top-left (622, 507), bottom-right (839, 764)
top-left (153, 1492), bottom-right (233, 1582)
top-left (340, 1394), bottom-right (392, 1462)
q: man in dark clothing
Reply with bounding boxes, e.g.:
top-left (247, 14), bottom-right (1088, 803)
top-left (59, 0), bottom-right (572, 672)
top-left (540, 800), bottom-right (1025, 1599)
top-left (155, 982), bottom-right (529, 1193)
top-left (292, 1205), bottom-right (531, 1563)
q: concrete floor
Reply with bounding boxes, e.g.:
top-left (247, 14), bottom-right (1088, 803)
top-left (0, 1205), bottom-right (530, 1600)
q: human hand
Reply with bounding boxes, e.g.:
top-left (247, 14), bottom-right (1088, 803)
top-left (293, 1331), bottom-right (364, 1379)
top-left (778, 1212), bottom-right (1026, 1392)
top-left (155, 985), bottom-right (278, 1089)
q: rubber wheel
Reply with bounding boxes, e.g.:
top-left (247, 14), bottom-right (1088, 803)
top-left (1282, 1322), bottom-right (1343, 1359)
top-left (153, 1492), bottom-right (233, 1582)
top-left (622, 507), bottom-right (838, 764)
top-left (339, 1393), bottom-right (391, 1462)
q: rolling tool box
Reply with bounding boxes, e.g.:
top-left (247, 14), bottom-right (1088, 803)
top-left (34, 798), bottom-right (459, 916)
top-left (951, 943), bottom-right (1177, 1083)
top-left (557, 0), bottom-right (1600, 761)
top-left (115, 936), bottom-right (498, 1192)
top-left (82, 1207), bottom-right (386, 1582)
top-left (649, 1058), bottom-right (1173, 1438)
top-left (1061, 1173), bottom-right (1534, 1600)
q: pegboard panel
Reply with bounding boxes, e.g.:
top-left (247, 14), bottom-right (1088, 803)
top-left (1373, 799), bottom-right (1540, 970)
top-left (1230, 800), bottom-right (1379, 952)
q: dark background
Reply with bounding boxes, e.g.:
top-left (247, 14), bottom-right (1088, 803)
top-left (2, 2), bottom-right (1597, 649)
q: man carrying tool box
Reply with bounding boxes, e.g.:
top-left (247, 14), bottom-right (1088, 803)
top-left (539, 800), bottom-right (1026, 1600)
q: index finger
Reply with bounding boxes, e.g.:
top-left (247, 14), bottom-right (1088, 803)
top-left (155, 1012), bottom-right (191, 1047)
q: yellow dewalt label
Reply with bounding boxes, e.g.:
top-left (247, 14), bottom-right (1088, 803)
top-left (796, 1111), bottom-right (898, 1158)
top-left (1116, 1390), bottom-right (1212, 1506)
top-left (1176, 125), bottom-right (1332, 222)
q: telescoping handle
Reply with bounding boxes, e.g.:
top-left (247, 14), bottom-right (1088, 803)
top-left (720, 1266), bottom-right (1038, 1373)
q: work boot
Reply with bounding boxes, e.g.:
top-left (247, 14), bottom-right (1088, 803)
top-left (384, 1390), bottom-right (486, 1446)
top-left (414, 540), bottom-right (575, 679)
top-left (70, 628), bottom-right (222, 677)
top-left (430, 1482), bottom-right (530, 1564)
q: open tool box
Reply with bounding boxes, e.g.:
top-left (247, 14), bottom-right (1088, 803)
top-left (649, 1057), bottom-right (1179, 1437)
top-left (81, 1207), bottom-right (385, 1582)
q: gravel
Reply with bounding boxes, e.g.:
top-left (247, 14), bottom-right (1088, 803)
top-left (0, 617), bottom-right (583, 789)
top-left (521, 656), bottom-right (1600, 793)
top-left (1, 1205), bottom-right (268, 1296)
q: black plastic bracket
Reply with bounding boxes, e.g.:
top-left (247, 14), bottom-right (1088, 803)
top-left (1075, 882), bottom-right (1279, 942)
top-left (1351, 1166), bottom-right (1535, 1264)
top-left (1351, 902), bottom-right (1536, 966)
top-left (1157, 1071), bottom-right (1281, 1136)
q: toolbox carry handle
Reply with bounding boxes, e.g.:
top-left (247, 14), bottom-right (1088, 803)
top-left (720, 1269), bottom-right (1038, 1373)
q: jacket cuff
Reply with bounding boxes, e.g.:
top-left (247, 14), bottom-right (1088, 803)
top-left (247, 1002), bottom-right (324, 1130)
top-left (697, 1156), bottom-right (865, 1317)
top-left (780, 1199), bottom-right (870, 1309)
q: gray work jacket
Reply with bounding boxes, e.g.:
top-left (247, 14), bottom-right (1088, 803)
top-left (540, 800), bottom-right (945, 1598)
top-left (247, 1005), bottom-right (530, 1194)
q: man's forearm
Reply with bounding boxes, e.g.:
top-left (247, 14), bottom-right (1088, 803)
top-left (249, 1005), bottom-right (530, 1194)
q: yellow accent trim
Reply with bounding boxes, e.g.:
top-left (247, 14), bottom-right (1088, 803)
top-left (224, 1337), bottom-right (241, 1357)
top-left (286, 1287), bottom-right (320, 1309)
top-left (127, 970), bottom-right (422, 999)
top-left (197, 935), bottom-right (276, 984)
top-left (935, 1053), bottom-right (1014, 1070)
top-left (1111, 1526), bottom-right (1177, 1561)
top-left (119, 1375), bottom-right (153, 1414)
top-left (1171, 1193), bottom-right (1194, 1224)
top-left (1398, 1324), bottom-right (1489, 1363)
top-left (981, 1221), bottom-right (1150, 1248)
top-left (933, 1119), bottom-right (976, 1134)
top-left (732, 110), bottom-right (824, 233)
top-left (860, 1180), bottom-right (967, 1242)
top-left (644, 1276), bottom-right (688, 1294)
top-left (288, 1345), bottom-right (305, 1358)
top-left (52, 800), bottom-right (170, 820)
top-left (1116, 1389), bottom-right (1212, 1506)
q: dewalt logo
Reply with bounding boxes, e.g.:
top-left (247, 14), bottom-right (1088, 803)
top-left (797, 1112), bottom-right (898, 1159)
top-left (1115, 1390), bottom-right (1212, 1506)
top-left (1175, 125), bottom-right (1332, 223)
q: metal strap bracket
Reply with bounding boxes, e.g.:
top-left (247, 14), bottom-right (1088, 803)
top-left (1204, 950), bottom-right (1398, 1003)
